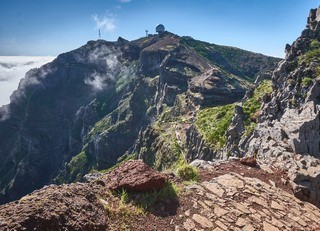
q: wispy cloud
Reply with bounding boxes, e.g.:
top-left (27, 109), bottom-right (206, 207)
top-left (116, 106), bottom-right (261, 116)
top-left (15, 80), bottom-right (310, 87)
top-left (0, 56), bottom-right (55, 106)
top-left (118, 0), bottom-right (131, 3)
top-left (92, 14), bottom-right (116, 32)
top-left (84, 71), bottom-right (107, 92)
top-left (84, 45), bottom-right (121, 92)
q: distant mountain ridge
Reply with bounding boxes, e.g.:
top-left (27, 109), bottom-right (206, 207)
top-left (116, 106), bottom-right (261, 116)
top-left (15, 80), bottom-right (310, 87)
top-left (0, 31), bottom-right (280, 204)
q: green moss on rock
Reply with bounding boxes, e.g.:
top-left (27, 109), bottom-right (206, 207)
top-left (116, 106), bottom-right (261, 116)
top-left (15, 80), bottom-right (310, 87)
top-left (55, 151), bottom-right (94, 184)
top-left (301, 77), bottom-right (313, 87)
top-left (242, 80), bottom-right (272, 136)
top-left (87, 116), bottom-right (111, 139)
top-left (299, 39), bottom-right (320, 65)
top-left (196, 103), bottom-right (236, 150)
top-left (243, 80), bottom-right (272, 119)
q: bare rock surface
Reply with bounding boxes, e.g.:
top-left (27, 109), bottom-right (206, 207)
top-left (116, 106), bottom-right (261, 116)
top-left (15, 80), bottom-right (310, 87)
top-left (101, 160), bottom-right (167, 192)
top-left (1, 160), bottom-right (320, 230)
top-left (0, 183), bottom-right (108, 231)
top-left (240, 157), bottom-right (257, 167)
top-left (180, 173), bottom-right (320, 230)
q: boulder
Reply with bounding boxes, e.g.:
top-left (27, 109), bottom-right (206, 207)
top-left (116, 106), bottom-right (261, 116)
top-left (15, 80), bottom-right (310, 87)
top-left (0, 183), bottom-right (108, 231)
top-left (102, 160), bottom-right (167, 192)
top-left (288, 156), bottom-right (320, 206)
top-left (240, 157), bottom-right (257, 167)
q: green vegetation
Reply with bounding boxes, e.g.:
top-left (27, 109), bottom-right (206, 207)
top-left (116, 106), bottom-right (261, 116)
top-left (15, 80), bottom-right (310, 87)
top-left (104, 180), bottom-right (180, 229)
top-left (242, 122), bottom-right (256, 137)
top-left (181, 37), bottom-right (280, 82)
top-left (176, 164), bottom-right (199, 182)
top-left (151, 136), bottom-right (185, 171)
top-left (158, 106), bottom-right (173, 122)
top-left (99, 154), bottom-right (135, 174)
top-left (115, 61), bottom-right (138, 93)
top-left (119, 188), bottom-right (129, 205)
top-left (242, 80), bottom-right (272, 136)
top-left (143, 124), bottom-right (199, 182)
top-left (108, 180), bottom-right (180, 215)
top-left (166, 66), bottom-right (197, 77)
top-left (299, 39), bottom-right (320, 65)
top-left (243, 80), bottom-right (272, 119)
top-left (300, 49), bottom-right (320, 65)
top-left (181, 38), bottom-right (211, 60)
top-left (65, 151), bottom-right (92, 182)
top-left (301, 77), bottom-right (313, 87)
top-left (116, 75), bottom-right (130, 93)
top-left (103, 193), bottom-right (145, 230)
top-left (87, 116), bottom-right (111, 139)
top-left (310, 39), bottom-right (320, 49)
top-left (196, 103), bottom-right (236, 150)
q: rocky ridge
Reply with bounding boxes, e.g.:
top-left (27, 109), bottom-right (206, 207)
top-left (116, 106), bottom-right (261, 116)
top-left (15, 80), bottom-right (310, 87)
top-left (223, 5), bottom-right (320, 207)
top-left (0, 31), bottom-right (279, 204)
top-left (2, 4), bottom-right (320, 230)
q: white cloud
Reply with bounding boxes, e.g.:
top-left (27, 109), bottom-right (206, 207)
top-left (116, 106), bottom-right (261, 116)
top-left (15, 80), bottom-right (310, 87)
top-left (118, 0), bottom-right (131, 3)
top-left (84, 45), bottom-right (121, 92)
top-left (84, 71), bottom-right (107, 92)
top-left (92, 14), bottom-right (116, 32)
top-left (88, 45), bottom-right (120, 69)
top-left (0, 56), bottom-right (55, 106)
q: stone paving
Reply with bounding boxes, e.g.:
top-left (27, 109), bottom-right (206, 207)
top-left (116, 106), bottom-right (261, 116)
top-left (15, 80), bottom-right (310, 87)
top-left (178, 173), bottom-right (320, 230)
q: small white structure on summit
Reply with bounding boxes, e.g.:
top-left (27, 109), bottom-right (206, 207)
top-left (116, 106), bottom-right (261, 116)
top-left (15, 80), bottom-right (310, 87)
top-left (156, 24), bottom-right (165, 34)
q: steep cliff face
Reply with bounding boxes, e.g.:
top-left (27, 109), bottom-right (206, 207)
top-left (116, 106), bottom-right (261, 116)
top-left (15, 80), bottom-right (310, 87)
top-left (0, 39), bottom-right (139, 203)
top-left (231, 7), bottom-right (320, 160)
top-left (223, 6), bottom-right (320, 206)
top-left (0, 32), bottom-right (279, 204)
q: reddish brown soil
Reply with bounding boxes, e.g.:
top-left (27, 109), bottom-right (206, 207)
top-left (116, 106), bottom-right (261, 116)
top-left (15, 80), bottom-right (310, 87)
top-left (0, 160), bottom-right (295, 231)
top-left (199, 160), bottom-right (292, 194)
top-left (122, 160), bottom-right (293, 230)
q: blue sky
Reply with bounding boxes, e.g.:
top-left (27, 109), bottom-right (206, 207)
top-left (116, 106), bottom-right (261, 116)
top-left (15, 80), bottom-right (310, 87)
top-left (0, 0), bottom-right (318, 57)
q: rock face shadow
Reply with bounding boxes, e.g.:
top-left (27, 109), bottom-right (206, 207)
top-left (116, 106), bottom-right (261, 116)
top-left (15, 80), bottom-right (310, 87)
top-left (125, 179), bottom-right (180, 218)
top-left (150, 199), bottom-right (180, 217)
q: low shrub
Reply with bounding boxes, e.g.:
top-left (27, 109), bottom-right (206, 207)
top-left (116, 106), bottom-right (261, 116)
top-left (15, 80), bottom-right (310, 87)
top-left (176, 164), bottom-right (199, 182)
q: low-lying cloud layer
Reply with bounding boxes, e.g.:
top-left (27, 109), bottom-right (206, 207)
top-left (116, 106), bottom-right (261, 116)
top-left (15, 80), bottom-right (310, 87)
top-left (0, 56), bottom-right (55, 106)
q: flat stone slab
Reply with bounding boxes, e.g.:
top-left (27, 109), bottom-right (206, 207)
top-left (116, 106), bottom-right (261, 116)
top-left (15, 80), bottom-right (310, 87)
top-left (184, 173), bottom-right (320, 230)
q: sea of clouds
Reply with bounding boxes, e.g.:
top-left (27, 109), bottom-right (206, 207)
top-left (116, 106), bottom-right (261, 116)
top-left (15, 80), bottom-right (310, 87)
top-left (0, 56), bottom-right (55, 106)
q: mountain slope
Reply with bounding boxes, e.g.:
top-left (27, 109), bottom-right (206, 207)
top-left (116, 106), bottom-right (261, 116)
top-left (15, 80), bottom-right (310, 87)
top-left (0, 32), bottom-right (280, 204)
top-left (220, 6), bottom-right (320, 207)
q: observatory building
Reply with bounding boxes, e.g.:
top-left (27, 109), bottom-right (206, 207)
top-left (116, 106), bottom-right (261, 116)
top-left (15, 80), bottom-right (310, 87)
top-left (156, 24), bottom-right (165, 34)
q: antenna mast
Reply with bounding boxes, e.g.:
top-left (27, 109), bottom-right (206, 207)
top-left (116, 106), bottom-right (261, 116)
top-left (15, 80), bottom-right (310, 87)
top-left (145, 29), bottom-right (148, 37)
top-left (99, 29), bottom-right (101, 39)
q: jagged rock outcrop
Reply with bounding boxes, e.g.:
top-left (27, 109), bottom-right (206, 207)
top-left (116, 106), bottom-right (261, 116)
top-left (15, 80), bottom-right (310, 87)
top-left (225, 105), bottom-right (246, 157)
top-left (225, 5), bottom-right (320, 207)
top-left (185, 125), bottom-right (216, 161)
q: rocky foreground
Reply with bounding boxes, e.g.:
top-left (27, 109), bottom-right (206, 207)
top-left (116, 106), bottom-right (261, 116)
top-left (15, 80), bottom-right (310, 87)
top-left (1, 160), bottom-right (320, 230)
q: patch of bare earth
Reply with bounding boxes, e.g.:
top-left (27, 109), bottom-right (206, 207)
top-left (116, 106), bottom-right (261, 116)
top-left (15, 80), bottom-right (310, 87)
top-left (114, 160), bottom-right (294, 230)
top-left (200, 160), bottom-right (292, 194)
